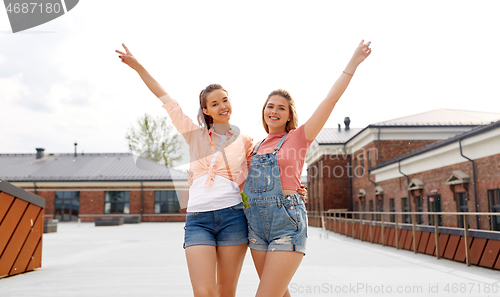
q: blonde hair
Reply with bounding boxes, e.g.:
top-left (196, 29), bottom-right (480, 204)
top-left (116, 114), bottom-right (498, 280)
top-left (262, 89), bottom-right (299, 134)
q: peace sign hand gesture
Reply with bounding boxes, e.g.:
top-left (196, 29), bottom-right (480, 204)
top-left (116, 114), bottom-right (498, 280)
top-left (351, 39), bottom-right (372, 66)
top-left (116, 43), bottom-right (140, 71)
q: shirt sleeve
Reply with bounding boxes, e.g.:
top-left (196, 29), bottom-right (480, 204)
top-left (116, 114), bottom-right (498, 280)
top-left (161, 95), bottom-right (200, 145)
top-left (237, 135), bottom-right (254, 192)
top-left (293, 124), bottom-right (314, 148)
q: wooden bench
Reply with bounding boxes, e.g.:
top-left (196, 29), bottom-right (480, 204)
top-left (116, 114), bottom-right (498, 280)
top-left (43, 220), bottom-right (58, 233)
top-left (124, 216), bottom-right (141, 224)
top-left (94, 217), bottom-right (124, 226)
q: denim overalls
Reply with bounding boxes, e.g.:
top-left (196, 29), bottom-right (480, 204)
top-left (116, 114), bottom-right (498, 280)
top-left (243, 134), bottom-right (308, 254)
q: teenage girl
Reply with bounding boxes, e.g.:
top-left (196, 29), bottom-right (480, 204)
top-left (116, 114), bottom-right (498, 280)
top-left (244, 40), bottom-right (372, 297)
top-left (115, 44), bottom-right (306, 297)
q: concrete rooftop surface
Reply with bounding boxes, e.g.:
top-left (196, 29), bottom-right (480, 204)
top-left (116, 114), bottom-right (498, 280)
top-left (1, 223), bottom-right (500, 297)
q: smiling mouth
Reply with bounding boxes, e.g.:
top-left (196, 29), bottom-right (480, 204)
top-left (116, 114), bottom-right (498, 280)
top-left (220, 111), bottom-right (229, 115)
top-left (269, 116), bottom-right (279, 120)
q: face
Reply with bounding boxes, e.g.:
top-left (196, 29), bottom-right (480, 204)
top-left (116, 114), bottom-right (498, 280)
top-left (203, 89), bottom-right (232, 124)
top-left (264, 95), bottom-right (290, 133)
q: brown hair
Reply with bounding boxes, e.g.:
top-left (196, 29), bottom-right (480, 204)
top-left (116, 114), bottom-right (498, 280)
top-left (262, 89), bottom-right (299, 134)
top-left (197, 84), bottom-right (228, 128)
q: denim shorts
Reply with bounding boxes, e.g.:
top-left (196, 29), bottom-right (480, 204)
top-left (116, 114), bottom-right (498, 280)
top-left (183, 202), bottom-right (248, 248)
top-left (245, 194), bottom-right (307, 254)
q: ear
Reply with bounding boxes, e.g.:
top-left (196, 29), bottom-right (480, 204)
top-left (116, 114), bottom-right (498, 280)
top-left (203, 108), bottom-right (209, 116)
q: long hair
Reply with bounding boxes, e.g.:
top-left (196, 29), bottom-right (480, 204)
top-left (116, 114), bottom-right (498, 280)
top-left (197, 84), bottom-right (228, 129)
top-left (262, 89), bottom-right (299, 133)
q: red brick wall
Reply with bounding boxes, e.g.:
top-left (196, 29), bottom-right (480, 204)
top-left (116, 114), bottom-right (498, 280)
top-left (379, 140), bottom-right (438, 163)
top-left (307, 156), bottom-right (351, 212)
top-left (372, 154), bottom-right (500, 230)
top-left (142, 215), bottom-right (186, 222)
top-left (322, 155), bottom-right (350, 211)
top-left (26, 185), bottom-right (188, 222)
top-left (31, 191), bottom-right (54, 217)
top-left (80, 191), bottom-right (105, 215)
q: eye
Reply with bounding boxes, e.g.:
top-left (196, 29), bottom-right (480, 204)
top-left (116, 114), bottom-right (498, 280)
top-left (267, 105), bottom-right (273, 109)
top-left (280, 107), bottom-right (285, 110)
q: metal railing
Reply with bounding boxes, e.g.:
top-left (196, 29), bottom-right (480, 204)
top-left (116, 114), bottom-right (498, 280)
top-left (308, 210), bottom-right (500, 267)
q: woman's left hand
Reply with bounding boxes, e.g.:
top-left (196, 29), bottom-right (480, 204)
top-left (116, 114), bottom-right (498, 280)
top-left (351, 40), bottom-right (372, 66)
top-left (297, 185), bottom-right (307, 203)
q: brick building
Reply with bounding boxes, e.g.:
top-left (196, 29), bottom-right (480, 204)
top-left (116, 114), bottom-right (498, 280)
top-left (306, 109), bottom-right (500, 231)
top-left (0, 150), bottom-right (188, 222)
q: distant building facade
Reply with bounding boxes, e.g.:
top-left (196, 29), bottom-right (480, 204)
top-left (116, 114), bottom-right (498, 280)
top-left (306, 109), bottom-right (500, 231)
top-left (0, 152), bottom-right (188, 222)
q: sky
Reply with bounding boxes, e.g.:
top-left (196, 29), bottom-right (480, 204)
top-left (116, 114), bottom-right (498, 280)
top-left (1, 0), bottom-right (500, 170)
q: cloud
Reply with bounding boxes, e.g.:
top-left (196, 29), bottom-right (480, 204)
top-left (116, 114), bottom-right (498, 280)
top-left (0, 73), bottom-right (31, 103)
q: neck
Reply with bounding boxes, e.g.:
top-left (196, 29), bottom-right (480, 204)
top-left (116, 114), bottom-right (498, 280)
top-left (212, 123), bottom-right (231, 135)
top-left (268, 126), bottom-right (287, 134)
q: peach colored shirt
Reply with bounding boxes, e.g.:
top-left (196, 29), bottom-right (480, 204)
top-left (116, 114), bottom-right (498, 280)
top-left (256, 125), bottom-right (313, 190)
top-left (161, 95), bottom-right (253, 191)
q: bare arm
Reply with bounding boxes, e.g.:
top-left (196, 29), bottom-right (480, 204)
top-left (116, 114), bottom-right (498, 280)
top-left (304, 40), bottom-right (372, 141)
top-left (116, 43), bottom-right (171, 104)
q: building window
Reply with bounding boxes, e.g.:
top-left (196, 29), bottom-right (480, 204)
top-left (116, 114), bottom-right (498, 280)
top-left (390, 198), bottom-right (395, 222)
top-left (355, 201), bottom-right (359, 212)
top-left (488, 189), bottom-right (500, 231)
top-left (353, 157), bottom-right (358, 178)
top-left (54, 191), bottom-right (79, 222)
top-left (376, 198), bottom-right (383, 221)
top-left (415, 196), bottom-right (423, 224)
top-left (367, 151), bottom-right (372, 169)
top-left (401, 197), bottom-right (410, 223)
top-left (359, 154), bottom-right (364, 176)
top-left (155, 191), bottom-right (179, 214)
top-left (456, 192), bottom-right (469, 228)
top-left (428, 195), bottom-right (443, 226)
top-left (104, 191), bottom-right (130, 214)
top-left (369, 200), bottom-right (374, 220)
top-left (361, 200), bottom-right (366, 220)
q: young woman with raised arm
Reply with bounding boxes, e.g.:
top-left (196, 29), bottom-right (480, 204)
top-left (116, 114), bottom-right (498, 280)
top-left (115, 44), bottom-right (306, 297)
top-left (244, 40), bottom-right (372, 297)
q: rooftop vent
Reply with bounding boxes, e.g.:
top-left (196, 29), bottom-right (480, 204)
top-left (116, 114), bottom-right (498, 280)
top-left (344, 117), bottom-right (351, 130)
top-left (36, 148), bottom-right (45, 159)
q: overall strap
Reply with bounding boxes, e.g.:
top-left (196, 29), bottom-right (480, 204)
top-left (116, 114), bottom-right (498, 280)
top-left (273, 134), bottom-right (288, 152)
top-left (251, 139), bottom-right (266, 156)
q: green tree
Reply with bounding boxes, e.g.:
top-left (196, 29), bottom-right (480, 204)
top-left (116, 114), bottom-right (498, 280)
top-left (126, 114), bottom-right (182, 167)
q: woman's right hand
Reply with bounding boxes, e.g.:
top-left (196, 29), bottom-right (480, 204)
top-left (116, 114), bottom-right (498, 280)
top-left (116, 43), bottom-right (140, 71)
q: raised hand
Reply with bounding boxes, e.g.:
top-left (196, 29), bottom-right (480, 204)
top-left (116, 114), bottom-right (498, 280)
top-left (116, 43), bottom-right (140, 71)
top-left (351, 39), bottom-right (372, 66)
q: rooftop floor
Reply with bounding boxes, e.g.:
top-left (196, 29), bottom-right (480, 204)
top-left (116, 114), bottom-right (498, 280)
top-left (1, 222), bottom-right (499, 297)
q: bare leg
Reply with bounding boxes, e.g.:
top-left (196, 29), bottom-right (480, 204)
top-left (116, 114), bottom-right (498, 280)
top-left (251, 249), bottom-right (300, 297)
top-left (185, 245), bottom-right (217, 297)
top-left (216, 244), bottom-right (248, 297)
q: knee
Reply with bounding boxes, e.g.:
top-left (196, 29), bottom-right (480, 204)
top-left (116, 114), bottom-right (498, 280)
top-left (193, 286), bottom-right (217, 297)
top-left (217, 284), bottom-right (236, 297)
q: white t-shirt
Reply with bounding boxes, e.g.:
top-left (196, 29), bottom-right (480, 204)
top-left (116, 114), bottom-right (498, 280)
top-left (187, 133), bottom-right (242, 212)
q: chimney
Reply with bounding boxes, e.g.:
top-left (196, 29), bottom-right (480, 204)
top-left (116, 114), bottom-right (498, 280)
top-left (344, 117), bottom-right (351, 130)
top-left (36, 148), bottom-right (45, 159)
top-left (74, 142), bottom-right (78, 157)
